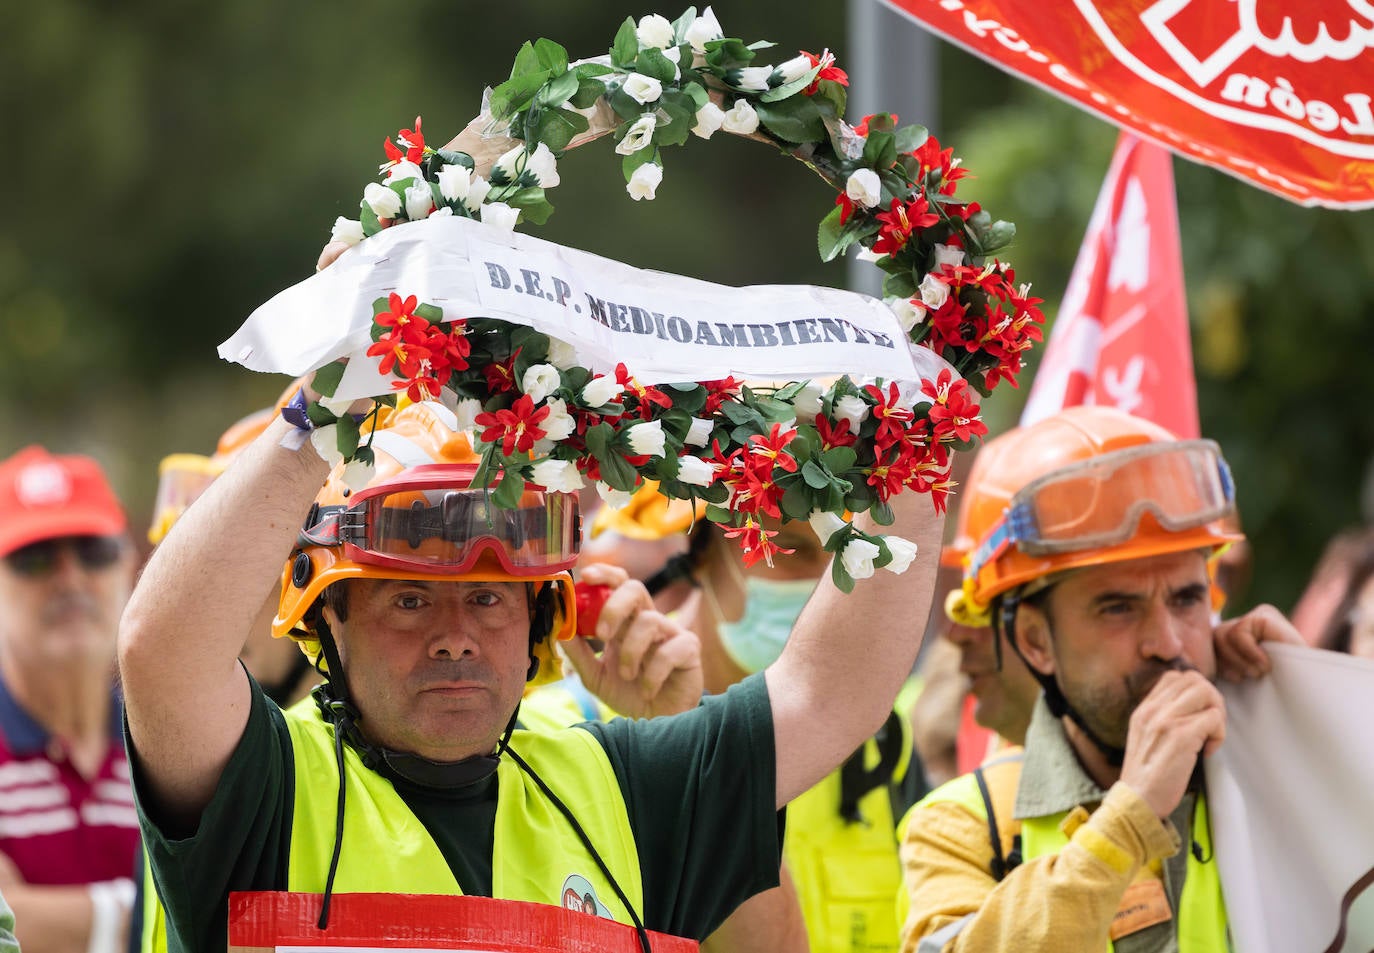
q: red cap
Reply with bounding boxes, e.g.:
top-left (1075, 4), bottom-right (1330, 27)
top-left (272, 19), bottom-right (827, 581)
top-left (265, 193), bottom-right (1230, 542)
top-left (0, 447), bottom-right (127, 557)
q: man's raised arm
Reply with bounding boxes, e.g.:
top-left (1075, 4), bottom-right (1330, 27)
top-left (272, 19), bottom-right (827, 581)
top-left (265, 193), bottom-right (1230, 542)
top-left (767, 491), bottom-right (944, 808)
top-left (118, 418), bottom-right (328, 829)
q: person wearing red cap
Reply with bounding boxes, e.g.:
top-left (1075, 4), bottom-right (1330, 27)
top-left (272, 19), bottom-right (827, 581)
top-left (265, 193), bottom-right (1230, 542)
top-left (0, 446), bottom-right (139, 953)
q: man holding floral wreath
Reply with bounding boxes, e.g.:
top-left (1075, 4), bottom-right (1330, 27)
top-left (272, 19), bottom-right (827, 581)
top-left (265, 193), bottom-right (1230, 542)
top-left (118, 370), bottom-right (944, 953)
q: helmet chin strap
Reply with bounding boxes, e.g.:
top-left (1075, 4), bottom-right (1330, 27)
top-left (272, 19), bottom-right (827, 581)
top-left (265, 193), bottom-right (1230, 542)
top-left (999, 594), bottom-right (1127, 768)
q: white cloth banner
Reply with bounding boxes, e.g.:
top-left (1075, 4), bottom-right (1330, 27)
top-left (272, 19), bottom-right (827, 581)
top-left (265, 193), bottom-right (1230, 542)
top-left (1209, 643), bottom-right (1374, 953)
top-left (219, 216), bottom-right (945, 400)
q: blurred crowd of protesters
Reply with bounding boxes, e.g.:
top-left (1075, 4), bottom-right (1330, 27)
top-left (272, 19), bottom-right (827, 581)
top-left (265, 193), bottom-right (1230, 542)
top-left (0, 394), bottom-right (1370, 952)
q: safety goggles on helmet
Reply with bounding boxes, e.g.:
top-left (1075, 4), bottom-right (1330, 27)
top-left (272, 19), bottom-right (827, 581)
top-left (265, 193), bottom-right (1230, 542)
top-left (299, 463), bottom-right (580, 576)
top-left (969, 440), bottom-right (1235, 576)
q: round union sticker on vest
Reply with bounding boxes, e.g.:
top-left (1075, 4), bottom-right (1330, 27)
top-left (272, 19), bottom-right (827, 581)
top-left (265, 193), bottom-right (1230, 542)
top-left (560, 873), bottom-right (612, 919)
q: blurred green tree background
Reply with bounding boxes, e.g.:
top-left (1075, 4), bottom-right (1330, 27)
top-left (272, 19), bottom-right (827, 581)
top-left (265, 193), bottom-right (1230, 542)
top-left (3, 1), bottom-right (1371, 613)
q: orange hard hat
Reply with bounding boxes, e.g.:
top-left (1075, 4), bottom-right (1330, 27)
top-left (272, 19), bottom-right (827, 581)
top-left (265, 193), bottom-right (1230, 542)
top-left (946, 406), bottom-right (1243, 625)
top-left (273, 401), bottom-right (579, 688)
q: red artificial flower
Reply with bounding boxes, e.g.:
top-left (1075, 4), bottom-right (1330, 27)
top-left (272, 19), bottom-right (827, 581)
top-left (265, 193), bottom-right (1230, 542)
top-left (911, 134), bottom-right (968, 196)
top-left (746, 423), bottom-right (800, 475)
top-left (484, 347), bottom-right (523, 394)
top-left (614, 363), bottom-right (673, 420)
top-left (392, 361), bottom-right (443, 403)
top-left (863, 382), bottom-right (915, 452)
top-left (702, 377), bottom-right (743, 416)
top-left (815, 414), bottom-right (856, 450)
top-left (375, 293), bottom-right (422, 333)
top-left (872, 196), bottom-right (939, 258)
top-left (474, 394), bottom-right (551, 457)
top-left (864, 448), bottom-right (914, 503)
top-left (801, 49), bottom-right (848, 96)
top-left (921, 370), bottom-right (988, 443)
top-left (723, 517), bottom-right (795, 569)
top-left (423, 323), bottom-right (472, 374)
top-left (383, 116), bottom-right (426, 166)
top-left (366, 330), bottom-right (429, 378)
top-left (835, 189), bottom-right (859, 225)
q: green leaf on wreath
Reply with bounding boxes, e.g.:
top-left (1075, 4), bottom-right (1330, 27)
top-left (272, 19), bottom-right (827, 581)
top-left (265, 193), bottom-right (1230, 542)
top-left (704, 503), bottom-right (733, 526)
top-left (533, 38), bottom-right (569, 74)
top-left (830, 558), bottom-right (856, 594)
top-left (360, 201), bottom-right (382, 238)
top-left (414, 303), bottom-right (445, 324)
top-left (705, 38), bottom-right (757, 71)
top-left (510, 41), bottom-right (544, 80)
top-left (635, 47), bottom-right (679, 83)
top-left (570, 75), bottom-right (608, 109)
top-left (870, 499), bottom-right (895, 526)
top-left (489, 71), bottom-right (554, 121)
top-left (506, 187), bottom-right (554, 225)
top-left (802, 458), bottom-right (831, 490)
top-left (817, 205), bottom-right (847, 263)
top-left (862, 130), bottom-right (898, 172)
top-left (599, 451), bottom-right (639, 491)
top-left (882, 272), bottom-right (918, 300)
top-left (780, 484), bottom-right (814, 521)
top-left (754, 98), bottom-right (826, 144)
top-left (663, 382), bottom-right (706, 415)
top-left (670, 7), bottom-right (698, 40)
top-left (335, 413), bottom-right (361, 459)
top-left (621, 147), bottom-right (657, 182)
top-left (312, 361), bottom-right (347, 398)
top-left (305, 402), bottom-right (337, 429)
top-left (760, 66), bottom-right (822, 104)
top-left (894, 123), bottom-right (929, 155)
top-left (536, 107), bottom-right (588, 154)
top-left (492, 470), bottom-right (527, 510)
top-left (610, 18), bottom-right (639, 68)
top-left (821, 445), bottom-right (858, 473)
top-left (535, 70), bottom-right (580, 109)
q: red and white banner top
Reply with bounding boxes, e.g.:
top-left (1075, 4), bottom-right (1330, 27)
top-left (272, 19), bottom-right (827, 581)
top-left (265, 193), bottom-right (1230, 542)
top-left (880, 0), bottom-right (1374, 208)
top-left (1021, 133), bottom-right (1198, 438)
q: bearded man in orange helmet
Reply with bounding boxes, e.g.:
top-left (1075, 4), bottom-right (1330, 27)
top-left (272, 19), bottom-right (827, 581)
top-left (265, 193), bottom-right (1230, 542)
top-left (118, 378), bottom-right (945, 953)
top-left (897, 406), bottom-right (1302, 953)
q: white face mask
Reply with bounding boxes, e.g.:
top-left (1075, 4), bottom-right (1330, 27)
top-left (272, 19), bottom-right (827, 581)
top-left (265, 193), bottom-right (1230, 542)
top-left (714, 575), bottom-right (817, 674)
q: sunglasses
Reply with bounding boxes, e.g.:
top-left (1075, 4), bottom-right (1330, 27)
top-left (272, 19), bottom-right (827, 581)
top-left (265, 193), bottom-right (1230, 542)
top-left (4, 536), bottom-right (125, 577)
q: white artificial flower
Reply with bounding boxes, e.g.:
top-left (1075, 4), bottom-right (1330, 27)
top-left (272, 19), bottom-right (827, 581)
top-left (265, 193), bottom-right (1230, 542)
top-left (582, 375), bottom-right (624, 408)
top-left (451, 397), bottom-right (483, 432)
top-left (384, 160), bottom-right (425, 185)
top-left (363, 182), bottom-right (402, 220)
top-left (733, 66), bottom-right (773, 92)
top-left (465, 174), bottom-right (492, 211)
top-left (319, 394), bottom-right (362, 415)
top-left (521, 363), bottom-right (561, 404)
top-left (882, 536), bottom-right (919, 574)
top-left (775, 53), bottom-right (812, 84)
top-left (541, 397), bottom-right (576, 441)
top-left (662, 45), bottom-right (683, 79)
top-left (841, 538), bottom-right (881, 580)
top-left (342, 459), bottom-right (376, 494)
top-left (721, 100), bottom-right (759, 135)
top-left (791, 382), bottom-right (825, 422)
top-left (437, 164), bottom-right (473, 203)
top-left (623, 73), bottom-right (664, 105)
top-left (834, 394), bottom-right (869, 430)
top-left (846, 168), bottom-right (882, 209)
top-left (404, 183), bottom-right (433, 221)
top-left (546, 336), bottom-right (578, 369)
top-left (597, 481), bottom-right (634, 510)
top-left (330, 217), bottom-right (365, 247)
top-left (854, 247), bottom-right (885, 263)
top-left (530, 459), bottom-right (584, 494)
top-left (626, 162), bottom-right (663, 201)
top-left (615, 114), bottom-right (657, 155)
top-left (691, 101), bottom-right (726, 139)
top-left (429, 206), bottom-right (453, 218)
top-left (636, 13), bottom-right (675, 49)
top-left (919, 273), bottom-right (951, 310)
top-left (480, 201), bottom-right (519, 232)
top-left (526, 142), bottom-right (560, 187)
top-left (808, 509), bottom-right (849, 546)
top-left (677, 455), bottom-right (717, 487)
top-left (888, 296), bottom-right (928, 334)
top-left (684, 416), bottom-right (714, 447)
top-left (308, 425), bottom-right (344, 468)
top-left (684, 6), bottom-right (724, 52)
top-left (625, 420), bottom-right (667, 457)
top-left (932, 243), bottom-right (965, 270)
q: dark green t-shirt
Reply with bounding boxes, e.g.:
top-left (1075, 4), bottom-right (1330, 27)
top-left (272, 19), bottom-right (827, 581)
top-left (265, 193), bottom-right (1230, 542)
top-left (132, 673), bottom-right (783, 953)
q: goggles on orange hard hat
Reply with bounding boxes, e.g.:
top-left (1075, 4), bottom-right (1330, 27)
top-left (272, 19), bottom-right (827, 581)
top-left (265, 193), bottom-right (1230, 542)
top-left (947, 407), bottom-right (1243, 627)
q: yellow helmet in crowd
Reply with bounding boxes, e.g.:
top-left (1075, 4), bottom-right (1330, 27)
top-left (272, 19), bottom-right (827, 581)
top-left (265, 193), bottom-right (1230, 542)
top-left (274, 401), bottom-right (580, 689)
top-left (946, 406), bottom-right (1243, 627)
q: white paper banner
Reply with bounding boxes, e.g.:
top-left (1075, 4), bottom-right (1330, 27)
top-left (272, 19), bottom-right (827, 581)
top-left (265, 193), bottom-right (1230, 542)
top-left (219, 216), bottom-right (949, 401)
top-left (1209, 644), bottom-right (1374, 953)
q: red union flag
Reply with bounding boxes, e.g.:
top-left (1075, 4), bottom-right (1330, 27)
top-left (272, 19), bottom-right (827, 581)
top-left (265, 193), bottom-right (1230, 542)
top-left (878, 0), bottom-right (1374, 208)
top-left (1021, 133), bottom-right (1199, 437)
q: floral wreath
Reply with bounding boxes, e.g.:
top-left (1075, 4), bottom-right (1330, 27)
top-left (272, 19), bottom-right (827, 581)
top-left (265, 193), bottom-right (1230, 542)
top-left (304, 6), bottom-right (1045, 591)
